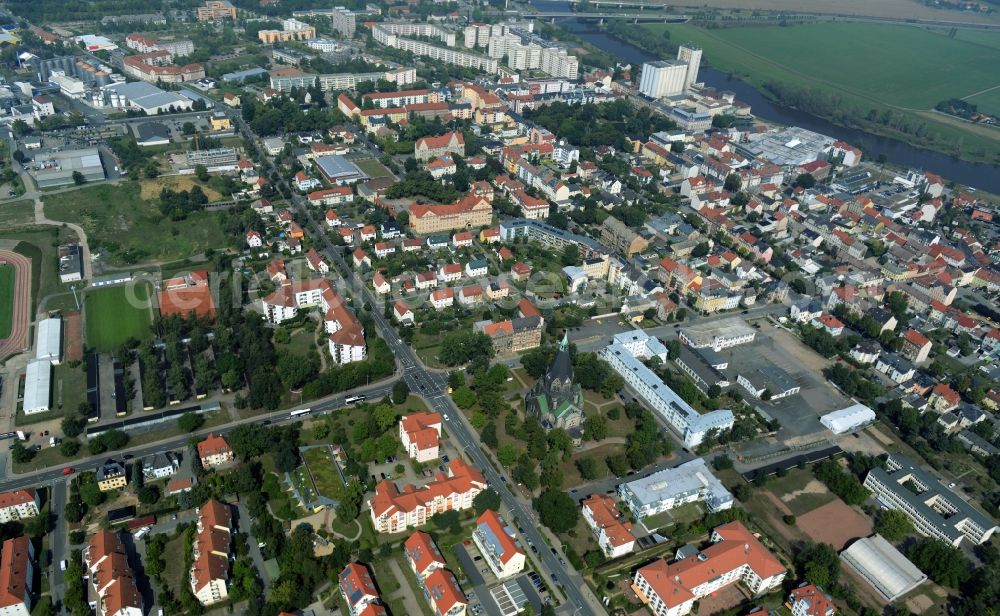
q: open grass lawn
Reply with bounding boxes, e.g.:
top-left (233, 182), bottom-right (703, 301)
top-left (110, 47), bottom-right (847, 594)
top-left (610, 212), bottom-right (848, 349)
top-left (0, 227), bottom-right (72, 313)
top-left (84, 282), bottom-right (154, 351)
top-left (0, 199), bottom-right (34, 228)
top-left (302, 446), bottom-right (345, 500)
top-left (0, 265), bottom-right (13, 339)
top-left (52, 362), bottom-right (87, 414)
top-left (784, 491), bottom-right (836, 517)
top-left (351, 157), bottom-right (393, 179)
top-left (43, 183), bottom-right (229, 265)
top-left (161, 534), bottom-right (188, 597)
top-left (955, 28), bottom-right (1000, 51)
top-left (277, 327), bottom-right (319, 357)
top-left (641, 22), bottom-right (1000, 158)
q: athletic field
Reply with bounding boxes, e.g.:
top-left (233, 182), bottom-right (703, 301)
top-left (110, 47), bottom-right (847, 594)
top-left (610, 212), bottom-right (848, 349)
top-left (84, 282), bottom-right (154, 351)
top-left (0, 265), bottom-right (13, 339)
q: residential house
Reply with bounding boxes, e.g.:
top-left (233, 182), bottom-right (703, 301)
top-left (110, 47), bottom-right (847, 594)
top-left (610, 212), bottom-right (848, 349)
top-left (581, 494), bottom-right (636, 559)
top-left (190, 499), bottom-right (233, 606)
top-left (399, 412), bottom-right (442, 462)
top-left (369, 460), bottom-right (485, 533)
top-left (197, 434), bottom-right (234, 469)
top-left (472, 510), bottom-right (525, 579)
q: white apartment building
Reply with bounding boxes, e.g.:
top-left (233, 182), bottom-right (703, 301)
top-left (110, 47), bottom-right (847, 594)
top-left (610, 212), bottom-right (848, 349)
top-left (632, 522), bottom-right (785, 616)
top-left (581, 494), bottom-right (636, 559)
top-left (601, 341), bottom-right (734, 447)
top-left (399, 412), bottom-right (442, 462)
top-left (0, 490), bottom-right (39, 524)
top-left (190, 500), bottom-right (232, 606)
top-left (261, 279), bottom-right (366, 365)
top-left (472, 510), bottom-right (525, 578)
top-left (0, 536), bottom-right (34, 616)
top-left (373, 25), bottom-right (498, 73)
top-left (617, 459), bottom-right (733, 519)
top-left (369, 460), bottom-right (485, 533)
top-left (863, 454), bottom-right (998, 546)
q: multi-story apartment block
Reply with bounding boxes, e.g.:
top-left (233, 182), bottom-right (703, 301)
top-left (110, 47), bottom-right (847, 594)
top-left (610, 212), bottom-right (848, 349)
top-left (600, 216), bottom-right (649, 258)
top-left (410, 196), bottom-right (492, 235)
top-left (617, 459), bottom-right (733, 519)
top-left (632, 522), bottom-right (785, 616)
top-left (399, 412), bottom-right (442, 462)
top-left (581, 494), bottom-right (636, 559)
top-left (602, 336), bottom-right (734, 447)
top-left (415, 131), bottom-right (465, 162)
top-left (472, 510), bottom-right (525, 579)
top-left (85, 530), bottom-right (143, 616)
top-left (197, 433), bottom-right (234, 469)
top-left (373, 25), bottom-right (498, 73)
top-left (0, 536), bottom-right (34, 616)
top-left (196, 0), bottom-right (236, 21)
top-left (370, 460), bottom-right (485, 533)
top-left (261, 279), bottom-right (366, 365)
top-left (330, 6), bottom-right (356, 36)
top-left (190, 500), bottom-right (232, 606)
top-left (863, 454), bottom-right (997, 546)
top-left (476, 316), bottom-right (543, 356)
top-left (340, 563), bottom-right (382, 616)
top-left (258, 18), bottom-right (316, 44)
top-left (0, 490), bottom-right (39, 524)
top-left (404, 531), bottom-right (446, 579)
top-left (424, 568), bottom-right (467, 616)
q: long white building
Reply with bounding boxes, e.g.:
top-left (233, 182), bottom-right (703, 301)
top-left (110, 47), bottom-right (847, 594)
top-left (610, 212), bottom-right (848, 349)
top-left (373, 24), bottom-right (499, 73)
top-left (601, 333), bottom-right (734, 447)
top-left (261, 279), bottom-right (366, 365)
top-left (617, 458), bottom-right (733, 519)
top-left (863, 453), bottom-right (997, 546)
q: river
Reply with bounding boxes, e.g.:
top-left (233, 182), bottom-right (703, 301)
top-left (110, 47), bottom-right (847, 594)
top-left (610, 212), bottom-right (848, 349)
top-left (530, 0), bottom-right (1000, 193)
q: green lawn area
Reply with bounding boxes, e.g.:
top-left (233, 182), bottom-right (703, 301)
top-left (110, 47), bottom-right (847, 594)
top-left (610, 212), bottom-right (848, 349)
top-left (351, 157), bottom-right (393, 179)
top-left (0, 228), bottom-right (73, 315)
top-left (43, 182), bottom-right (230, 265)
top-left (84, 282), bottom-right (154, 351)
top-left (640, 22), bottom-right (1000, 160)
top-left (785, 491), bottom-right (836, 517)
top-left (0, 265), bottom-right (13, 339)
top-left (0, 199), bottom-right (34, 228)
top-left (302, 446), bottom-right (345, 500)
top-left (161, 534), bottom-right (188, 598)
top-left (955, 28), bottom-right (1000, 51)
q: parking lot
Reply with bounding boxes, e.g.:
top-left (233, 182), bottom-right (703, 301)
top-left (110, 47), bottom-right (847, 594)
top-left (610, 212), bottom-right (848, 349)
top-left (453, 541), bottom-right (547, 616)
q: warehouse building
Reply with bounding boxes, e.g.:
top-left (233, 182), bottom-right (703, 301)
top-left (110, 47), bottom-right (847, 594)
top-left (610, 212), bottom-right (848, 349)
top-left (316, 155), bottom-right (368, 185)
top-left (35, 316), bottom-right (62, 365)
top-left (820, 403), bottom-right (876, 434)
top-left (32, 148), bottom-right (106, 187)
top-left (103, 80), bottom-right (195, 114)
top-left (863, 453), bottom-right (997, 546)
top-left (23, 358), bottom-right (52, 414)
top-left (840, 534), bottom-right (926, 601)
top-left (678, 318), bottom-right (756, 352)
top-left (617, 458), bottom-right (733, 519)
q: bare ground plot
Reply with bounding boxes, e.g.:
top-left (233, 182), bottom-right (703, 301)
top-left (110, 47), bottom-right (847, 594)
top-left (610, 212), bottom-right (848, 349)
top-left (64, 310), bottom-right (83, 362)
top-left (139, 176), bottom-right (223, 201)
top-left (663, 0), bottom-right (1000, 23)
top-left (692, 581), bottom-right (751, 616)
top-left (796, 500), bottom-right (873, 551)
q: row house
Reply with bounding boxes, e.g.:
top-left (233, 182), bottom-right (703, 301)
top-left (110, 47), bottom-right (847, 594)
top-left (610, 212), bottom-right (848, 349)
top-left (85, 530), bottom-right (143, 616)
top-left (190, 500), bottom-right (233, 606)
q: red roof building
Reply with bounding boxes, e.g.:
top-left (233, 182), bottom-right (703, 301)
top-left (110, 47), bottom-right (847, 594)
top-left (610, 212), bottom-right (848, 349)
top-left (370, 460), bottom-right (485, 533)
top-left (404, 531), bottom-right (446, 579)
top-left (197, 434), bottom-right (234, 469)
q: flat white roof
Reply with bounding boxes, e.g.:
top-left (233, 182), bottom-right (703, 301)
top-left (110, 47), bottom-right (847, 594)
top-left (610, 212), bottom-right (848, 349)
top-left (35, 316), bottom-right (62, 363)
top-left (841, 535), bottom-right (926, 601)
top-left (821, 403), bottom-right (876, 434)
top-left (23, 358), bottom-right (52, 414)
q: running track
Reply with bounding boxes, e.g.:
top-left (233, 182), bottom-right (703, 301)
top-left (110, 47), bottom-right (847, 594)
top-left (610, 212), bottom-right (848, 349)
top-left (0, 250), bottom-right (31, 360)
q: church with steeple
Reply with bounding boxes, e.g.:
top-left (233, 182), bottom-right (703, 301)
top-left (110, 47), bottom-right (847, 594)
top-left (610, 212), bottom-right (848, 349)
top-left (525, 332), bottom-right (584, 435)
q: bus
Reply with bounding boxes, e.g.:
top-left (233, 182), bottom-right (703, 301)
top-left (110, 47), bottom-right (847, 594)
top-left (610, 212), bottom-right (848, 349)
top-left (289, 408), bottom-right (312, 418)
top-left (345, 395), bottom-right (366, 405)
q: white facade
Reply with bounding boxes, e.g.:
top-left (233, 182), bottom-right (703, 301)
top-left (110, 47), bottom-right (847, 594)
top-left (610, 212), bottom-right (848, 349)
top-left (22, 358), bottom-right (51, 415)
top-left (676, 46), bottom-right (702, 88)
top-left (0, 491), bottom-right (40, 524)
top-left (639, 61), bottom-right (687, 99)
top-left (820, 403), bottom-right (876, 434)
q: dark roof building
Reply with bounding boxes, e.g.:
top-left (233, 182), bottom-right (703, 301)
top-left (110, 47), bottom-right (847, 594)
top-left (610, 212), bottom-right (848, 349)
top-left (524, 332), bottom-right (584, 436)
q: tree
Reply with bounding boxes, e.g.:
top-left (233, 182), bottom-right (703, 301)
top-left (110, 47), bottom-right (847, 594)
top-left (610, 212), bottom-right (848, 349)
top-left (794, 173), bottom-right (816, 189)
top-left (480, 422), bottom-right (498, 449)
top-left (72, 170), bottom-right (86, 185)
top-left (606, 453), bottom-right (629, 477)
top-left (582, 414), bottom-right (607, 442)
top-left (712, 454), bottom-right (734, 471)
top-left (875, 509), bottom-right (915, 541)
top-left (194, 164), bottom-right (210, 182)
top-left (513, 454), bottom-right (538, 490)
top-left (691, 241), bottom-right (710, 258)
top-left (451, 386), bottom-right (476, 409)
top-left (182, 121), bottom-right (196, 135)
top-left (137, 485), bottom-right (160, 505)
top-left (10, 442), bottom-right (34, 464)
top-left (723, 173), bottom-right (741, 193)
top-left (178, 412), bottom-right (205, 433)
top-left (474, 488), bottom-right (502, 514)
top-left (30, 597), bottom-right (55, 616)
top-left (392, 380), bottom-right (410, 404)
top-left (534, 490), bottom-right (579, 533)
top-left (908, 538), bottom-right (969, 588)
top-left (795, 542), bottom-right (840, 588)
top-left (498, 444), bottom-right (518, 467)
top-left (577, 457), bottom-right (601, 480)
top-left (732, 483), bottom-right (752, 501)
top-left (373, 403), bottom-right (397, 432)
top-left (60, 439), bottom-right (81, 457)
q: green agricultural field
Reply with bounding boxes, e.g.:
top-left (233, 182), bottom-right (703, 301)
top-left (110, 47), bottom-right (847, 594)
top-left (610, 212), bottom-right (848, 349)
top-left (84, 282), bottom-right (154, 351)
top-left (639, 22), bottom-right (1000, 159)
top-left (43, 183), bottom-right (229, 266)
top-left (0, 265), bottom-right (14, 339)
top-left (954, 28), bottom-right (1000, 51)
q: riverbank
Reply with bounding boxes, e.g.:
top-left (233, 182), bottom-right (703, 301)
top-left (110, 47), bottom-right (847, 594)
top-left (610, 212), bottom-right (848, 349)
top-left (601, 21), bottom-right (1000, 167)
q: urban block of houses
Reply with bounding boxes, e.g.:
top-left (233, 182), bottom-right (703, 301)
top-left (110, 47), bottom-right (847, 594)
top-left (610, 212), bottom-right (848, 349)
top-left (0, 536), bottom-right (34, 615)
top-left (399, 412), bottom-right (442, 462)
top-left (190, 499), bottom-right (233, 606)
top-left (631, 521), bottom-right (786, 616)
top-left (472, 510), bottom-right (525, 579)
top-left (261, 279), bottom-right (367, 365)
top-left (369, 459), bottom-right (485, 533)
top-left (85, 530), bottom-right (144, 616)
top-left (581, 494), bottom-right (636, 559)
